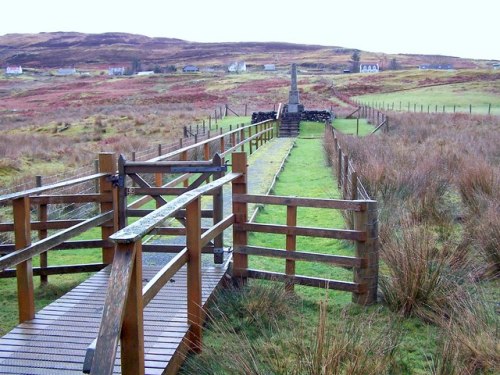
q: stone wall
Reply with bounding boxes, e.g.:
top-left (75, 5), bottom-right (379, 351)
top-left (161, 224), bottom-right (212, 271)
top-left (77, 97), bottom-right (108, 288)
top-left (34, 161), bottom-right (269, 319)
top-left (301, 110), bottom-right (333, 123)
top-left (251, 111), bottom-right (277, 124)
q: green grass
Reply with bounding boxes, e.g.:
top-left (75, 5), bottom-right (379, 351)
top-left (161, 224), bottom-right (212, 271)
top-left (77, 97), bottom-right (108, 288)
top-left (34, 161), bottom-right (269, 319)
top-left (355, 80), bottom-right (500, 115)
top-left (184, 122), bottom-right (442, 373)
top-left (333, 118), bottom-right (374, 136)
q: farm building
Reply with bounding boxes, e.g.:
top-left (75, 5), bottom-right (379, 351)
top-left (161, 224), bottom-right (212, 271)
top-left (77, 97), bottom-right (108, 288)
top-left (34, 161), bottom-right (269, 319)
top-left (419, 64), bottom-right (453, 70)
top-left (108, 67), bottom-right (125, 76)
top-left (137, 71), bottom-right (154, 76)
top-left (359, 64), bottom-right (379, 73)
top-left (228, 61), bottom-right (246, 73)
top-left (492, 63), bottom-right (500, 70)
top-left (183, 65), bottom-right (199, 73)
top-left (57, 68), bottom-right (77, 76)
top-left (264, 64), bottom-right (276, 71)
top-left (5, 66), bottom-right (23, 75)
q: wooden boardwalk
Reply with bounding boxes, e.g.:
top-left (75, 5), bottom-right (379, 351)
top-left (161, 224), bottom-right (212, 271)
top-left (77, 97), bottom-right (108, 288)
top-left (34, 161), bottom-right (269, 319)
top-left (0, 262), bottom-right (228, 375)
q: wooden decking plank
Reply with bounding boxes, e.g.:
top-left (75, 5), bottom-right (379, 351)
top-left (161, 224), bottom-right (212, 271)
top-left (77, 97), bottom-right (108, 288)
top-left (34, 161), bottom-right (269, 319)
top-left (0, 262), bottom-right (227, 374)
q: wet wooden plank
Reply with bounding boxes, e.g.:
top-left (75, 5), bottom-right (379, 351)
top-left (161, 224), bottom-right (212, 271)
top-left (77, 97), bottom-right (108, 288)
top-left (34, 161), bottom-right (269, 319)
top-left (0, 261), bottom-right (227, 374)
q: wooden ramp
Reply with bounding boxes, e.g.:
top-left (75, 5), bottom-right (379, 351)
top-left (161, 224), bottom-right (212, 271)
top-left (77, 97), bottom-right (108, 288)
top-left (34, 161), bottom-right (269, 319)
top-left (0, 262), bottom-right (228, 375)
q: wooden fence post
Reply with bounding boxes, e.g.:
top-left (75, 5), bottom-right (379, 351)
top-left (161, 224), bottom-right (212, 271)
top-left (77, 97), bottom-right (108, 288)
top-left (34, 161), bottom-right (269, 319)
top-left (36, 175), bottom-right (48, 284)
top-left (244, 104), bottom-right (248, 117)
top-left (99, 153), bottom-right (117, 264)
top-left (248, 125), bottom-right (253, 154)
top-left (240, 125), bottom-right (245, 152)
top-left (337, 148), bottom-right (342, 189)
top-left (213, 154), bottom-right (224, 264)
top-left (186, 197), bottom-right (202, 352)
top-left (120, 241), bottom-right (145, 375)
top-left (351, 171), bottom-right (358, 200)
top-left (232, 152), bottom-right (248, 285)
top-left (353, 200), bottom-right (379, 305)
top-left (13, 196), bottom-right (34, 322)
top-left (285, 205), bottom-right (297, 292)
top-left (343, 155), bottom-right (349, 199)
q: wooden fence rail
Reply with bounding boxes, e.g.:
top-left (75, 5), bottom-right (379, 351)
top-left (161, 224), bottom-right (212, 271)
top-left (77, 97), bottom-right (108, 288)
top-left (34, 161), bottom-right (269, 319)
top-left (231, 193), bottom-right (378, 303)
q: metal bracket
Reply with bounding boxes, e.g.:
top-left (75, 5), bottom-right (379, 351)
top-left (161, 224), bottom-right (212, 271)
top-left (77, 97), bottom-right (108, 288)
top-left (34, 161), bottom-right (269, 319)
top-left (171, 166), bottom-right (228, 173)
top-left (107, 174), bottom-right (123, 188)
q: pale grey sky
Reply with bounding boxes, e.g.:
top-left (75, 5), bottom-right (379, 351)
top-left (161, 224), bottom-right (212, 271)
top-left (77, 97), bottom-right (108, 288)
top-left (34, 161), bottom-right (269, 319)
top-left (2, 0), bottom-right (499, 60)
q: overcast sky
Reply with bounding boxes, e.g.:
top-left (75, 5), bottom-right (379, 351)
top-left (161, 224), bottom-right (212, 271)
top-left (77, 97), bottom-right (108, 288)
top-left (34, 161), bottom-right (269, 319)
top-left (2, 0), bottom-right (499, 60)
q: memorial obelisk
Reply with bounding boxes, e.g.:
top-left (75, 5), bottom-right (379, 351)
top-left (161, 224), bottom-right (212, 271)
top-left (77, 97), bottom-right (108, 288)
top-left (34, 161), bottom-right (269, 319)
top-left (279, 63), bottom-right (303, 137)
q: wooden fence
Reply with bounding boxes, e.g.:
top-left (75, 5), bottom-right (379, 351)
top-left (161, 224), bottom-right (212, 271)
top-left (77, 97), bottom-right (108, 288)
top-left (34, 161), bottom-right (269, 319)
top-left (359, 100), bottom-right (497, 116)
top-left (324, 123), bottom-right (370, 202)
top-left (0, 119), bottom-right (278, 324)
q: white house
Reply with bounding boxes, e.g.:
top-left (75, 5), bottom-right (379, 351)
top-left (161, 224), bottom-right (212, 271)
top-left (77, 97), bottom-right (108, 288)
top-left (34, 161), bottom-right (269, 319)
top-left (183, 65), bottom-right (199, 73)
top-left (263, 64), bottom-right (276, 71)
top-left (108, 67), bottom-right (125, 76)
top-left (6, 66), bottom-right (23, 75)
top-left (228, 61), bottom-right (246, 73)
top-left (359, 64), bottom-right (379, 73)
top-left (137, 71), bottom-right (154, 76)
top-left (57, 68), bottom-right (77, 76)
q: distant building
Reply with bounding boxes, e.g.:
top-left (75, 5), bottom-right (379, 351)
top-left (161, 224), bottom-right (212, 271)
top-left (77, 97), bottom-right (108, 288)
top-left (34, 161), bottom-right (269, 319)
top-left (183, 65), bottom-right (199, 73)
top-left (108, 67), bottom-right (125, 76)
top-left (137, 71), bottom-right (154, 76)
top-left (57, 68), bottom-right (77, 76)
top-left (228, 61), bottom-right (246, 73)
top-left (359, 63), bottom-right (379, 73)
top-left (263, 64), bottom-right (276, 71)
top-left (5, 66), bottom-right (23, 75)
top-left (492, 63), bottom-right (500, 70)
top-left (419, 64), bottom-right (453, 70)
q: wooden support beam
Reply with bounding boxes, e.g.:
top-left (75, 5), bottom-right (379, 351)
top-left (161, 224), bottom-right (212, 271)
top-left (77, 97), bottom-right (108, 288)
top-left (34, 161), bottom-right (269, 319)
top-left (99, 153), bottom-right (117, 264)
top-left (91, 242), bottom-right (137, 375)
top-left (231, 153), bottom-right (248, 284)
top-left (36, 176), bottom-right (48, 284)
top-left (121, 241), bottom-right (145, 375)
top-left (13, 197), bottom-right (34, 323)
top-left (186, 197), bottom-right (202, 353)
top-left (353, 200), bottom-right (379, 305)
top-left (285, 205), bottom-right (297, 292)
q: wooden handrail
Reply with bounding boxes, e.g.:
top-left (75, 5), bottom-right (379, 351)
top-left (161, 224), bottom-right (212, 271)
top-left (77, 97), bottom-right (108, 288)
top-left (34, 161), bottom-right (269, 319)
top-left (234, 222), bottom-right (367, 241)
top-left (221, 125), bottom-right (273, 157)
top-left (0, 211), bottom-right (113, 271)
top-left (233, 194), bottom-right (370, 211)
top-left (110, 172), bottom-right (241, 244)
top-left (0, 173), bottom-right (107, 204)
top-left (147, 119), bottom-right (275, 162)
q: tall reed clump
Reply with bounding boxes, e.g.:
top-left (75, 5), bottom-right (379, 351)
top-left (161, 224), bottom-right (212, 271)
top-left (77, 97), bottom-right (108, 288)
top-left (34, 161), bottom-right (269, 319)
top-left (324, 112), bottom-right (499, 373)
top-left (430, 288), bottom-right (500, 374)
top-left (181, 282), bottom-right (401, 375)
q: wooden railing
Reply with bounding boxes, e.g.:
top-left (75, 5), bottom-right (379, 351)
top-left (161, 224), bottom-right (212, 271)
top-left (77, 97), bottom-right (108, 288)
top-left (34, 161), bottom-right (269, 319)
top-left (232, 193), bottom-right (378, 304)
top-left (0, 153), bottom-right (117, 323)
top-left (83, 152), bottom-right (247, 375)
top-left (0, 118), bottom-right (278, 325)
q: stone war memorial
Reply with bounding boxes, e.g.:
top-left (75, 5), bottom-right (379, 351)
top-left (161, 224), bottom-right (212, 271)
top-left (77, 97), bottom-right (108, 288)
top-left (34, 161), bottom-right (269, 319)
top-left (252, 63), bottom-right (333, 136)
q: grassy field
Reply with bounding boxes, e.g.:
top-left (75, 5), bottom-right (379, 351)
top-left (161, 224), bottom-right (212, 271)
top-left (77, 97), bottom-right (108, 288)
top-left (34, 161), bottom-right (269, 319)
top-left (333, 118), bottom-right (374, 136)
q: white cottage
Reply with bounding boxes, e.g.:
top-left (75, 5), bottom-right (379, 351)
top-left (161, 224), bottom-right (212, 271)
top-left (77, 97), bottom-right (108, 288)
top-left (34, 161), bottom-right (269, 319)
top-left (359, 64), bottom-right (379, 73)
top-left (263, 64), bottom-right (276, 71)
top-left (6, 66), bottom-right (23, 75)
top-left (228, 61), bottom-right (246, 73)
